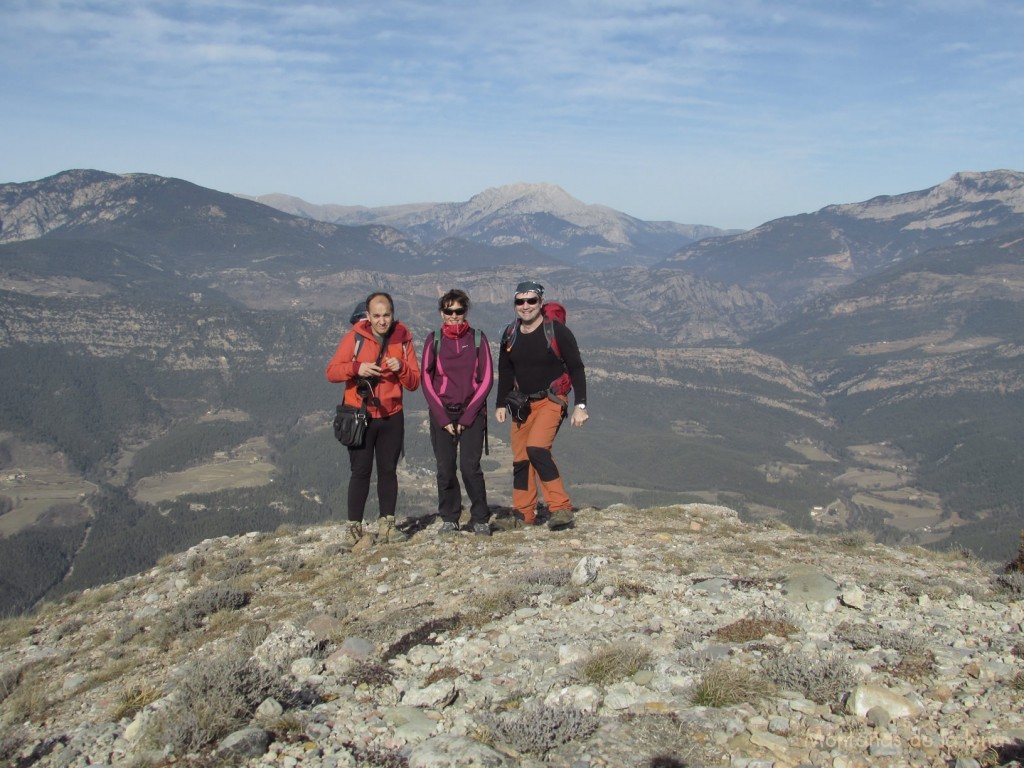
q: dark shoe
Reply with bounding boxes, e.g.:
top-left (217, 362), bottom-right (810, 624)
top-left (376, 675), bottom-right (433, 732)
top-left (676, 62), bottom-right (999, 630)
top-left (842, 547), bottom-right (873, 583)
top-left (546, 509), bottom-right (575, 530)
top-left (438, 521), bottom-right (460, 536)
top-left (472, 523), bottom-right (492, 537)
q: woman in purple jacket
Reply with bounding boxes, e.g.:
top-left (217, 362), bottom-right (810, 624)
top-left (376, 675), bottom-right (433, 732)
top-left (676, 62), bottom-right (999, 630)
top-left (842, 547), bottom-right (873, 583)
top-left (421, 289), bottom-right (494, 536)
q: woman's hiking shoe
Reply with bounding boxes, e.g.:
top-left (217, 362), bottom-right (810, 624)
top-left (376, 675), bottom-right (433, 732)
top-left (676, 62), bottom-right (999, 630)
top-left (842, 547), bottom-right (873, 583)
top-left (472, 523), bottom-right (492, 537)
top-left (340, 521), bottom-right (363, 550)
top-left (546, 509), bottom-right (575, 530)
top-left (378, 515), bottom-right (409, 543)
top-left (438, 521), bottom-right (460, 536)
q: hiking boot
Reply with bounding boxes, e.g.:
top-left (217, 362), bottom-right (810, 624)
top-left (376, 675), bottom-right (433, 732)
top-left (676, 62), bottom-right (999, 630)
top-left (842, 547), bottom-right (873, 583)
top-left (546, 509), bottom-right (575, 530)
top-left (340, 521), bottom-right (363, 550)
top-left (438, 521), bottom-right (460, 536)
top-left (472, 522), bottom-right (492, 537)
top-left (378, 515), bottom-right (409, 544)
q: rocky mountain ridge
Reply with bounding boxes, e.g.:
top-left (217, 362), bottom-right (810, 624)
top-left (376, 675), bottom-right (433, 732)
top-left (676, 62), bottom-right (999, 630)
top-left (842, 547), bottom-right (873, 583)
top-left (2, 504), bottom-right (1023, 767)
top-left (243, 182), bottom-right (736, 268)
top-left (663, 169), bottom-right (1024, 303)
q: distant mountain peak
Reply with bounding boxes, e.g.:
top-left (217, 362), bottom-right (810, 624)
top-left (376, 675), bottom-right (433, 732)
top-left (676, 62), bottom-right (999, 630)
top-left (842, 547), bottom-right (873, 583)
top-left (466, 182), bottom-right (591, 217)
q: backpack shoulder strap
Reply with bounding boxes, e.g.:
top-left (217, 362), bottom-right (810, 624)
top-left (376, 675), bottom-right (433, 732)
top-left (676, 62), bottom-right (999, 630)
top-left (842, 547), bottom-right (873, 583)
top-left (353, 335), bottom-right (364, 360)
top-left (543, 319), bottom-right (562, 361)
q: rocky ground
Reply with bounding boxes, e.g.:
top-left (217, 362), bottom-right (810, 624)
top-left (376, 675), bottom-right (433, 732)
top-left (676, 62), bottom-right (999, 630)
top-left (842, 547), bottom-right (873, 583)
top-left (2, 503), bottom-right (1024, 767)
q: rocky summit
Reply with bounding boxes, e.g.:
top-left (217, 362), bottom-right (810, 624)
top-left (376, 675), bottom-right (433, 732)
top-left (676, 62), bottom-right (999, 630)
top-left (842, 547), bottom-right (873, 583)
top-left (2, 504), bottom-right (1024, 768)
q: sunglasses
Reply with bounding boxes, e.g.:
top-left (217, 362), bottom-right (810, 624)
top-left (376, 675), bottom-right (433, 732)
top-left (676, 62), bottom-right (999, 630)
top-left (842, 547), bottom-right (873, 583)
top-left (514, 297), bottom-right (540, 306)
top-left (442, 307), bottom-right (466, 316)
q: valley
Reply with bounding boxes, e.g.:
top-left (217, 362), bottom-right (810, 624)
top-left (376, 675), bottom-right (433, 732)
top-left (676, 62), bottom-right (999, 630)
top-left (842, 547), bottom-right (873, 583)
top-left (0, 168), bottom-right (1022, 615)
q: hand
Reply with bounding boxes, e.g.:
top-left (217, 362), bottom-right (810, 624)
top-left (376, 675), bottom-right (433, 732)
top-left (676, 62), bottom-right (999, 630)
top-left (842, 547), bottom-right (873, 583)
top-left (570, 406), bottom-right (589, 427)
top-left (495, 408), bottom-right (507, 424)
top-left (358, 362), bottom-right (382, 377)
top-left (383, 356), bottom-right (401, 372)
top-left (444, 424), bottom-right (457, 436)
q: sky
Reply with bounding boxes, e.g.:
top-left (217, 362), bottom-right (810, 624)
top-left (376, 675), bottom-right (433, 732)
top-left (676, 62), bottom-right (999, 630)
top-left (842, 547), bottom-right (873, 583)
top-left (2, 1), bottom-right (1022, 230)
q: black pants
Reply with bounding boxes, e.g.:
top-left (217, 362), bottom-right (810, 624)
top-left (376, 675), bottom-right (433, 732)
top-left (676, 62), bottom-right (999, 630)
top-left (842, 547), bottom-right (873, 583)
top-left (347, 411), bottom-right (404, 523)
top-left (429, 410), bottom-right (488, 525)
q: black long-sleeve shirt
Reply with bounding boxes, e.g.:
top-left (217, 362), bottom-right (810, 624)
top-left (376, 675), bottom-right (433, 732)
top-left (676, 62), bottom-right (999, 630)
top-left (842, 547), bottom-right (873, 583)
top-left (496, 320), bottom-right (586, 407)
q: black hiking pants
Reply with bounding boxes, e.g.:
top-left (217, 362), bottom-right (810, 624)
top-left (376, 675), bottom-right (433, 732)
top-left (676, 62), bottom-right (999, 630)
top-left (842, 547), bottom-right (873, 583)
top-left (429, 410), bottom-right (488, 526)
top-left (347, 411), bottom-right (404, 522)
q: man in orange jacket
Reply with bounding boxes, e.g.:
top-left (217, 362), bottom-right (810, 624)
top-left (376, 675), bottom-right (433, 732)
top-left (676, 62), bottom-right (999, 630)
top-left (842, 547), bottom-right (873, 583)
top-left (326, 292), bottom-right (420, 546)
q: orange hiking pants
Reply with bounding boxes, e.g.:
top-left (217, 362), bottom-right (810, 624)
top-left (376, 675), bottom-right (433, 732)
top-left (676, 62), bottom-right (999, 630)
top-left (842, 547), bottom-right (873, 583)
top-left (510, 397), bottom-right (571, 522)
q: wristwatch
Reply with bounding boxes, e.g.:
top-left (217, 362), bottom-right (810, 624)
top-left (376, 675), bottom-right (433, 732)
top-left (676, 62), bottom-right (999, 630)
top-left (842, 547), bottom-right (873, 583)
top-left (576, 403), bottom-right (587, 409)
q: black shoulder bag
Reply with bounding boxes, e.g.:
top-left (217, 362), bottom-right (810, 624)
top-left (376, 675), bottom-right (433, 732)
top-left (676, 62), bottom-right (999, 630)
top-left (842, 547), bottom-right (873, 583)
top-left (333, 335), bottom-right (388, 447)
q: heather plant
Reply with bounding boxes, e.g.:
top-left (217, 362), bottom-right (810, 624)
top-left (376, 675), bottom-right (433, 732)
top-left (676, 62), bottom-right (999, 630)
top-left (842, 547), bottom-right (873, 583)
top-left (141, 648), bottom-right (288, 754)
top-left (521, 567), bottom-right (573, 587)
top-left (835, 529), bottom-right (874, 549)
top-left (614, 578), bottom-right (656, 599)
top-left (761, 652), bottom-right (854, 705)
top-left (476, 700), bottom-right (599, 756)
top-left (345, 662), bottom-right (396, 688)
top-left (622, 713), bottom-right (706, 768)
top-left (995, 570), bottom-right (1024, 597)
top-left (343, 741), bottom-right (409, 767)
top-left (158, 584), bottom-right (252, 643)
top-left (0, 723), bottom-right (27, 765)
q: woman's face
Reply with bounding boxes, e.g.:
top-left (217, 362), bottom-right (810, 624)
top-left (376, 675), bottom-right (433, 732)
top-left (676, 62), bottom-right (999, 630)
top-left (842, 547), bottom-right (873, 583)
top-left (367, 297), bottom-right (394, 336)
top-left (440, 301), bottom-right (467, 326)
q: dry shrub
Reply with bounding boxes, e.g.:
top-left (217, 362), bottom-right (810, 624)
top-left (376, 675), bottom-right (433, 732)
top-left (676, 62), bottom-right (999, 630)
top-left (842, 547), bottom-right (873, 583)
top-left (424, 666), bottom-right (462, 686)
top-left (111, 684), bottom-right (161, 721)
top-left (141, 649), bottom-right (288, 754)
top-left (690, 661), bottom-right (774, 707)
top-left (343, 741), bottom-right (409, 767)
top-left (1, 667), bottom-right (50, 724)
top-left (576, 644), bottom-right (652, 686)
top-left (476, 700), bottom-right (599, 756)
top-left (614, 579), bottom-right (656, 599)
top-left (381, 616), bottom-right (462, 662)
top-left (346, 662), bottom-right (396, 688)
top-left (623, 712), bottom-right (709, 767)
top-left (459, 587), bottom-right (530, 629)
top-left (714, 614), bottom-right (798, 643)
top-left (154, 584), bottom-right (252, 646)
top-left (761, 652), bottom-right (854, 705)
top-left (522, 568), bottom-right (572, 587)
top-left (0, 723), bottom-right (28, 765)
top-left (0, 615), bottom-right (36, 645)
top-left (835, 621), bottom-right (933, 680)
top-left (835, 530), bottom-right (874, 549)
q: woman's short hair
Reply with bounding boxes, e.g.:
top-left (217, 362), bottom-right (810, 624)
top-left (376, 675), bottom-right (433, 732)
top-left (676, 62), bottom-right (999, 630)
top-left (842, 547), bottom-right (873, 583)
top-left (438, 289), bottom-right (470, 312)
top-left (365, 291), bottom-right (395, 314)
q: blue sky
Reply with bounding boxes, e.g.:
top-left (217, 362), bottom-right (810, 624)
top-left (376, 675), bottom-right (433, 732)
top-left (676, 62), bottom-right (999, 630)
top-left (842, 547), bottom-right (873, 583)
top-left (2, 1), bottom-right (1022, 230)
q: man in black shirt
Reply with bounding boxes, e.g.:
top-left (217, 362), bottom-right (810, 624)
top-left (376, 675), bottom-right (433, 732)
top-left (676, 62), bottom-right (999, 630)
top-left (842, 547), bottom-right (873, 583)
top-left (494, 280), bottom-right (588, 529)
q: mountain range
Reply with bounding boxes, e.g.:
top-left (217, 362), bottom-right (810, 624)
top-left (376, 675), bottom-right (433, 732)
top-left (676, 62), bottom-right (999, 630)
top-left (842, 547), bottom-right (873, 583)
top-left (241, 182), bottom-right (738, 269)
top-left (1, 168), bottom-right (1022, 615)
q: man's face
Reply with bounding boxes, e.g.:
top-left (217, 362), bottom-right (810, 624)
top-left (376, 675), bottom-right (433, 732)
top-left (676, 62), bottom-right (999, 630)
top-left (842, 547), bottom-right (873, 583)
top-left (514, 292), bottom-right (542, 324)
top-left (367, 297), bottom-right (394, 336)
